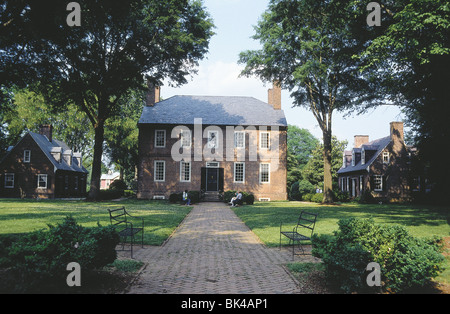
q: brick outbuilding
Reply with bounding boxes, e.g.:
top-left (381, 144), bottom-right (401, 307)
top-left (0, 125), bottom-right (88, 199)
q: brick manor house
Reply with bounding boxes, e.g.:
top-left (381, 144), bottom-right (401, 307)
top-left (137, 83), bottom-right (288, 201)
top-left (337, 121), bottom-right (418, 202)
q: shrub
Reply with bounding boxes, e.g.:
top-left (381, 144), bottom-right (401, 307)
top-left (109, 179), bottom-right (127, 191)
top-left (302, 193), bottom-right (314, 202)
top-left (169, 193), bottom-right (183, 203)
top-left (98, 188), bottom-right (124, 200)
top-left (312, 218), bottom-right (445, 293)
top-left (334, 191), bottom-right (350, 203)
top-left (311, 193), bottom-right (323, 203)
top-left (242, 192), bottom-right (255, 205)
top-left (188, 191), bottom-right (201, 204)
top-left (298, 180), bottom-right (316, 196)
top-left (6, 216), bottom-right (119, 292)
top-left (223, 190), bottom-right (237, 203)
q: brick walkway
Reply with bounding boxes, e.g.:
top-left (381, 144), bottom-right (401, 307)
top-left (125, 202), bottom-right (319, 294)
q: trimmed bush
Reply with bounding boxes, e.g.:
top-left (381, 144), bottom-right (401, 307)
top-left (312, 218), bottom-right (445, 293)
top-left (169, 192), bottom-right (183, 203)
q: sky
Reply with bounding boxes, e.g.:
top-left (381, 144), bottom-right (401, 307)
top-left (162, 0), bottom-right (406, 149)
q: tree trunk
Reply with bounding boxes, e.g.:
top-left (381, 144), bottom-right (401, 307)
top-left (322, 129), bottom-right (334, 203)
top-left (88, 122), bottom-right (105, 201)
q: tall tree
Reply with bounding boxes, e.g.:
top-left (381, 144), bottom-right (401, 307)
top-left (239, 0), bottom-right (381, 202)
top-left (0, 0), bottom-right (214, 200)
top-left (348, 0), bottom-right (450, 201)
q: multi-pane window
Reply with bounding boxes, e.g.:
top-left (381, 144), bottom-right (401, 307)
top-left (154, 161), bottom-right (165, 182)
top-left (382, 152), bottom-right (390, 164)
top-left (4, 173), bottom-right (14, 188)
top-left (181, 130), bottom-right (191, 148)
top-left (155, 130), bottom-right (166, 148)
top-left (373, 175), bottom-right (383, 191)
top-left (360, 175), bottom-right (364, 192)
top-left (208, 131), bottom-right (218, 148)
top-left (234, 162), bottom-right (245, 183)
top-left (74, 176), bottom-right (79, 190)
top-left (234, 131), bottom-right (245, 148)
top-left (24, 150), bottom-right (31, 163)
top-left (38, 174), bottom-right (48, 189)
top-left (180, 161), bottom-right (191, 182)
top-left (260, 163), bottom-right (270, 183)
top-left (260, 132), bottom-right (270, 149)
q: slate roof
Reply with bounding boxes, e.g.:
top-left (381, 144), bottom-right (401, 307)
top-left (337, 136), bottom-right (391, 174)
top-left (28, 132), bottom-right (88, 173)
top-left (138, 95), bottom-right (287, 127)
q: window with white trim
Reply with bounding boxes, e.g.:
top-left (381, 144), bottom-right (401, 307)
top-left (260, 132), bottom-right (270, 149)
top-left (181, 130), bottom-right (191, 148)
top-left (208, 131), bottom-right (218, 148)
top-left (38, 174), bottom-right (48, 189)
top-left (180, 161), bottom-right (191, 182)
top-left (234, 162), bottom-right (245, 183)
top-left (154, 161), bottom-right (165, 182)
top-left (24, 150), bottom-right (31, 163)
top-left (155, 130), bottom-right (166, 148)
top-left (234, 131), bottom-right (245, 148)
top-left (4, 173), bottom-right (14, 188)
top-left (360, 175), bottom-right (364, 192)
top-left (382, 152), bottom-right (390, 164)
top-left (373, 175), bottom-right (383, 191)
top-left (260, 163), bottom-right (270, 183)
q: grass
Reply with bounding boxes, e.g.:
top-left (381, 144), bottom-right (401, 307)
top-left (233, 200), bottom-right (450, 287)
top-left (233, 201), bottom-right (450, 247)
top-left (0, 198), bottom-right (192, 246)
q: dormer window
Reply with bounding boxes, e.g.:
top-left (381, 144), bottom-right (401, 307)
top-left (343, 154), bottom-right (346, 168)
top-left (352, 151), bottom-right (355, 166)
top-left (24, 150), bottom-right (31, 163)
top-left (361, 148), bottom-right (365, 165)
top-left (63, 150), bottom-right (73, 166)
top-left (383, 152), bottom-right (390, 164)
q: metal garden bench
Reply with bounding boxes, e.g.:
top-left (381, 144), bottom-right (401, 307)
top-left (108, 206), bottom-right (144, 258)
top-left (280, 211), bottom-right (317, 259)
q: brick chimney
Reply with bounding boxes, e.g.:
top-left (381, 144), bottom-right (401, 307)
top-left (354, 135), bottom-right (369, 148)
top-left (39, 124), bottom-right (53, 142)
top-left (268, 81), bottom-right (281, 110)
top-left (146, 81), bottom-right (160, 107)
top-left (390, 121), bottom-right (404, 142)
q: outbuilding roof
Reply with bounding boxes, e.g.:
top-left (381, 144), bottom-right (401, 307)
top-left (337, 136), bottom-right (391, 174)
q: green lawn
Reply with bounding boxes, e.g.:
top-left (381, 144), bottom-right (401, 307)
top-left (233, 201), bottom-right (450, 247)
top-left (0, 198), bottom-right (192, 246)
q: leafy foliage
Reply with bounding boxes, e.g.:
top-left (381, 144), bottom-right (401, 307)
top-left (312, 218), bottom-right (445, 293)
top-left (5, 216), bottom-right (119, 292)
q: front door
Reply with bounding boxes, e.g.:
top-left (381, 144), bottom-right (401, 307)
top-left (206, 168), bottom-right (219, 191)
